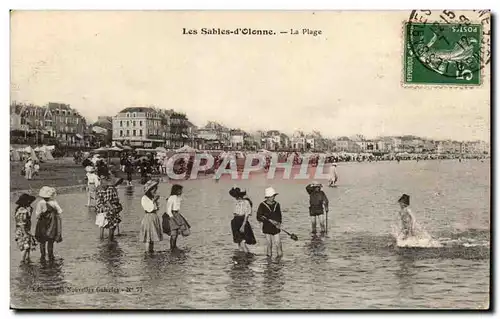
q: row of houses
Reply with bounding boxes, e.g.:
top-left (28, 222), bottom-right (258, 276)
top-left (10, 102), bottom-right (89, 147)
top-left (10, 102), bottom-right (490, 154)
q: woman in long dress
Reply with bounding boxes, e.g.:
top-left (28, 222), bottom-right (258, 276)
top-left (229, 187), bottom-right (256, 253)
top-left (165, 184), bottom-right (191, 251)
top-left (85, 166), bottom-right (100, 207)
top-left (139, 179), bottom-right (163, 253)
top-left (14, 193), bottom-right (37, 263)
top-left (35, 186), bottom-right (63, 261)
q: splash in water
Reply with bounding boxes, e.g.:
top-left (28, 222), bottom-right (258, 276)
top-left (391, 223), bottom-right (442, 248)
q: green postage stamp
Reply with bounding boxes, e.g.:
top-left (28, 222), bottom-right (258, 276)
top-left (404, 21), bottom-right (485, 85)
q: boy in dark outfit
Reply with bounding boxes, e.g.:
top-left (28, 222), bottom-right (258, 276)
top-left (256, 187), bottom-right (283, 258)
top-left (306, 181), bottom-right (329, 235)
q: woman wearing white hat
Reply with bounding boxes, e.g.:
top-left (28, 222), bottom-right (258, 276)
top-left (256, 187), bottom-right (283, 258)
top-left (85, 166), bottom-right (100, 207)
top-left (34, 186), bottom-right (63, 261)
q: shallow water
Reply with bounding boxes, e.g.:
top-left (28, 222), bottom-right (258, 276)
top-left (10, 159), bottom-right (490, 309)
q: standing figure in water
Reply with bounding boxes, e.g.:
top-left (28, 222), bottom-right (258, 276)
top-left (398, 194), bottom-right (415, 239)
top-left (165, 184), bottom-right (191, 251)
top-left (140, 179), bottom-right (163, 253)
top-left (14, 193), bottom-right (37, 263)
top-left (328, 163), bottom-right (338, 187)
top-left (256, 187), bottom-right (283, 259)
top-left (95, 176), bottom-right (122, 241)
top-left (35, 186), bottom-right (63, 261)
top-left (229, 187), bottom-right (257, 253)
top-left (85, 166), bottom-right (100, 207)
top-left (306, 182), bottom-right (329, 235)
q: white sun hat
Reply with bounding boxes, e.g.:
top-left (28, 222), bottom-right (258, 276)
top-left (264, 187), bottom-right (278, 198)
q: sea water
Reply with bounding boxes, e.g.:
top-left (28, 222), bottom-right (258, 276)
top-left (10, 159), bottom-right (490, 309)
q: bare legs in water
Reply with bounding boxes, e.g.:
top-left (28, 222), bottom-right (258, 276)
top-left (265, 234), bottom-right (283, 259)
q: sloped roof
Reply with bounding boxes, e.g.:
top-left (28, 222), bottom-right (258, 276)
top-left (119, 107), bottom-right (156, 113)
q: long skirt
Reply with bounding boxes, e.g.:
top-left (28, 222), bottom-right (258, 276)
top-left (139, 212), bottom-right (163, 243)
top-left (15, 227), bottom-right (37, 251)
top-left (88, 184), bottom-right (97, 205)
top-left (231, 216), bottom-right (257, 245)
top-left (35, 211), bottom-right (62, 243)
top-left (168, 211), bottom-right (191, 237)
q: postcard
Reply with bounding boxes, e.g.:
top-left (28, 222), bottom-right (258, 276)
top-left (10, 10), bottom-right (490, 310)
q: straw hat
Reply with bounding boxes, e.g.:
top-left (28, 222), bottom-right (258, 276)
top-left (310, 181), bottom-right (322, 187)
top-left (39, 186), bottom-right (56, 198)
top-left (144, 179), bottom-right (159, 194)
top-left (264, 187), bottom-right (278, 198)
top-left (85, 166), bottom-right (95, 173)
top-left (398, 194), bottom-right (410, 206)
top-left (15, 193), bottom-right (36, 207)
top-left (229, 187), bottom-right (247, 199)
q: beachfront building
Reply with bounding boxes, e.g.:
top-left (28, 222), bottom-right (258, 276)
top-left (112, 107), bottom-right (168, 148)
top-left (230, 129), bottom-right (246, 150)
top-left (291, 131), bottom-right (306, 151)
top-left (466, 140), bottom-right (490, 155)
top-left (90, 116), bottom-right (113, 147)
top-left (262, 130), bottom-right (289, 151)
top-left (197, 121), bottom-right (231, 150)
top-left (197, 128), bottom-right (220, 150)
top-left (10, 102), bottom-right (87, 147)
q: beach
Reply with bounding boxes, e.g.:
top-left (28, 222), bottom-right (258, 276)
top-left (10, 159), bottom-right (490, 309)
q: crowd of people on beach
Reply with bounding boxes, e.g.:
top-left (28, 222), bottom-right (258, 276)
top-left (13, 145), bottom-right (486, 264)
top-left (13, 152), bottom-right (381, 264)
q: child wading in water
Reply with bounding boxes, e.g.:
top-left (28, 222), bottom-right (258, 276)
top-left (14, 193), bottom-right (37, 263)
top-left (35, 186), bottom-right (63, 262)
top-left (257, 187), bottom-right (283, 259)
top-left (95, 176), bottom-right (123, 241)
top-left (140, 180), bottom-right (163, 253)
top-left (165, 184), bottom-right (191, 251)
top-left (229, 187), bottom-right (256, 253)
top-left (398, 194), bottom-right (416, 239)
top-left (306, 181), bottom-right (329, 235)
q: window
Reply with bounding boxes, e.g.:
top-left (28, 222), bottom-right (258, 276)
top-left (139, 121), bottom-right (142, 126)
top-left (120, 130), bottom-right (123, 137)
top-left (127, 130), bottom-right (130, 136)
top-left (139, 129), bottom-right (143, 136)
top-left (133, 121), bottom-right (136, 126)
top-left (120, 121), bottom-right (123, 127)
top-left (133, 113), bottom-right (136, 117)
top-left (126, 113), bottom-right (130, 117)
top-left (133, 130), bottom-right (136, 136)
top-left (126, 121), bottom-right (130, 127)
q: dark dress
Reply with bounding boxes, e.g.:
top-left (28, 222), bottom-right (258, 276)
top-left (256, 201), bottom-right (282, 235)
top-left (230, 199), bottom-right (257, 245)
top-left (306, 185), bottom-right (329, 216)
top-left (35, 203), bottom-right (62, 243)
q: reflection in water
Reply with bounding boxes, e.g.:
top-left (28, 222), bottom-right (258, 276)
top-left (36, 259), bottom-right (67, 296)
top-left (96, 241), bottom-right (125, 278)
top-left (10, 160), bottom-right (491, 309)
top-left (261, 259), bottom-right (285, 307)
top-left (305, 235), bottom-right (328, 258)
top-left (124, 186), bottom-right (135, 199)
top-left (226, 252), bottom-right (257, 303)
top-left (395, 254), bottom-right (416, 299)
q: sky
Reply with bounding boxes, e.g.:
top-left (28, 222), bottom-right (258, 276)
top-left (10, 11), bottom-right (490, 142)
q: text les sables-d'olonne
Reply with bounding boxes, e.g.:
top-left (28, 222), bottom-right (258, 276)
top-left (182, 28), bottom-right (323, 37)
